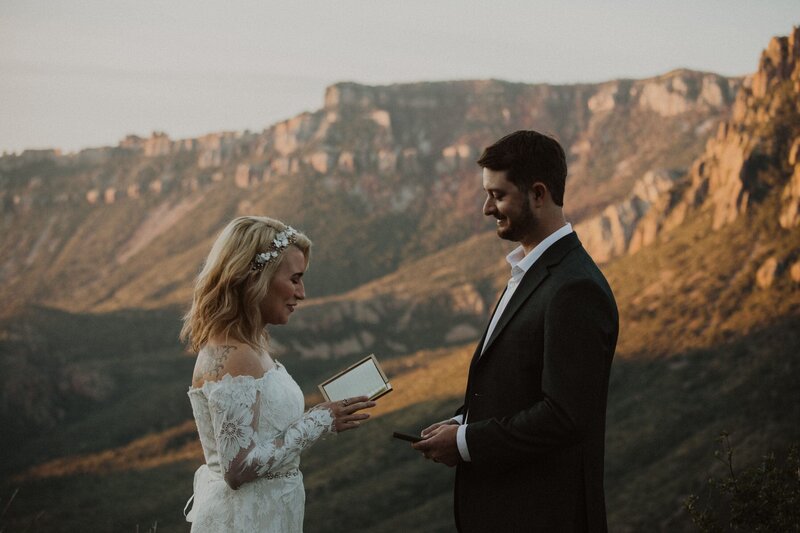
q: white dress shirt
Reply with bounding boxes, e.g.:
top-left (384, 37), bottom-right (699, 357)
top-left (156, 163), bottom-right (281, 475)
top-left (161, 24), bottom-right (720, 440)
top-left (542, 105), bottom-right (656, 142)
top-left (455, 223), bottom-right (573, 462)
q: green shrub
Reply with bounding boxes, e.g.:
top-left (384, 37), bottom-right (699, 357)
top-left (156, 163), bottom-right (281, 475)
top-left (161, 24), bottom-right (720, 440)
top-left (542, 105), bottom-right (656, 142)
top-left (686, 432), bottom-right (800, 532)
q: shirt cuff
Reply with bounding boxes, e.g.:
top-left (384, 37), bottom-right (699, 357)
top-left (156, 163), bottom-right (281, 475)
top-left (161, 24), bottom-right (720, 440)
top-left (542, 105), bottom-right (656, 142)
top-left (451, 414), bottom-right (464, 425)
top-left (456, 424), bottom-right (471, 462)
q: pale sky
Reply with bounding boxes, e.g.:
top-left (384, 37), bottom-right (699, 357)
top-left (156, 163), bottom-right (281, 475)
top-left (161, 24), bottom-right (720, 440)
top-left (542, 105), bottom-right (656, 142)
top-left (1, 0), bottom-right (797, 154)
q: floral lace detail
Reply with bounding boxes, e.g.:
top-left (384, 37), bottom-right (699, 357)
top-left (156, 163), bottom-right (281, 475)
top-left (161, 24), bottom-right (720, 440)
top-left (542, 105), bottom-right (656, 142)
top-left (202, 370), bottom-right (335, 482)
top-left (246, 405), bottom-right (335, 476)
top-left (217, 413), bottom-right (254, 471)
top-left (309, 405), bottom-right (336, 434)
top-left (207, 376), bottom-right (258, 473)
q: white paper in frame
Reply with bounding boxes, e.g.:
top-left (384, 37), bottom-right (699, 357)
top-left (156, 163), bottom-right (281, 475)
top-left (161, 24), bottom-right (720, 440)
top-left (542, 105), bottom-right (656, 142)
top-left (318, 354), bottom-right (393, 402)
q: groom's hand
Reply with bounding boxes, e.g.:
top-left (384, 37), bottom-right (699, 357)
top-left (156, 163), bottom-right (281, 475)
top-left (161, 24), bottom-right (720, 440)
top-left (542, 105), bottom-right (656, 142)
top-left (420, 418), bottom-right (458, 438)
top-left (412, 424), bottom-right (460, 467)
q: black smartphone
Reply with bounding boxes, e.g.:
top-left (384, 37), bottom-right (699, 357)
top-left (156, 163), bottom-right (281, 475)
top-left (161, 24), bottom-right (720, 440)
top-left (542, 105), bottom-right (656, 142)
top-left (392, 431), bottom-right (423, 443)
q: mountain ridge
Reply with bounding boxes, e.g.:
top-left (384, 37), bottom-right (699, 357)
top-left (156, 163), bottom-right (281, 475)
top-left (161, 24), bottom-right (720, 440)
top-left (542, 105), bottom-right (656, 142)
top-left (1, 68), bottom-right (739, 317)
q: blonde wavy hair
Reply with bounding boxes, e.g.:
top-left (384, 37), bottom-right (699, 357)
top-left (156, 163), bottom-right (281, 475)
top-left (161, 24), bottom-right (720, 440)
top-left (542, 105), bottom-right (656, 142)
top-left (180, 216), bottom-right (311, 353)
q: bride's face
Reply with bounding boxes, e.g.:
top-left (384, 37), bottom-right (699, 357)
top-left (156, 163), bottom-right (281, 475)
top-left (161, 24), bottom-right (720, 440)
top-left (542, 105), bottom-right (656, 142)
top-left (261, 246), bottom-right (307, 325)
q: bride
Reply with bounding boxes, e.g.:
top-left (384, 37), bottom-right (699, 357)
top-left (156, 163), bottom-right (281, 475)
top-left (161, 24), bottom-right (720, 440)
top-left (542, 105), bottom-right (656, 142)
top-left (180, 216), bottom-right (375, 532)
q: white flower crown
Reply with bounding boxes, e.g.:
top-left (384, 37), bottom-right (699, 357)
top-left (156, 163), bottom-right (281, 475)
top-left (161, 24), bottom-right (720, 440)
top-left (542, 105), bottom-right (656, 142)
top-left (251, 226), bottom-right (299, 272)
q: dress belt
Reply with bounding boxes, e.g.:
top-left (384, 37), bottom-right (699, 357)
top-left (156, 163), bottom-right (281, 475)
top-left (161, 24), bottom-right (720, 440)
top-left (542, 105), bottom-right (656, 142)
top-left (263, 468), bottom-right (300, 480)
top-left (184, 466), bottom-right (301, 518)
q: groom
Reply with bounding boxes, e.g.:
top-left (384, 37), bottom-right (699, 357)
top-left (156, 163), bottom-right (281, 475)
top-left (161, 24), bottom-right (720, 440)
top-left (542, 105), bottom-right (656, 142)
top-left (413, 130), bottom-right (618, 532)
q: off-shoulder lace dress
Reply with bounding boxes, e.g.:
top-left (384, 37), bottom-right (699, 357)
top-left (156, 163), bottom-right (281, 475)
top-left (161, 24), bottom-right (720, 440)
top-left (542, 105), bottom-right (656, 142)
top-left (185, 362), bottom-right (334, 532)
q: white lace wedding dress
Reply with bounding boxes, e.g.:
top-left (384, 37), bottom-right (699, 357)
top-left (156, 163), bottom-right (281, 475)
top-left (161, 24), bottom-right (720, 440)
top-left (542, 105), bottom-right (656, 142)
top-left (185, 361), bottom-right (334, 532)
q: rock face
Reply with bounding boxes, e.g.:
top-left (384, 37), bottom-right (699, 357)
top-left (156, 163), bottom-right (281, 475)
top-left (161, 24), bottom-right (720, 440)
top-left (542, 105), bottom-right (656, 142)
top-left (576, 169), bottom-right (682, 263)
top-left (634, 70), bottom-right (732, 117)
top-left (756, 256), bottom-right (780, 289)
top-left (790, 260), bottom-right (800, 283)
top-left (677, 27), bottom-right (800, 231)
top-left (573, 27), bottom-right (800, 265)
top-left (779, 150), bottom-right (800, 228)
top-left (583, 25), bottom-right (800, 267)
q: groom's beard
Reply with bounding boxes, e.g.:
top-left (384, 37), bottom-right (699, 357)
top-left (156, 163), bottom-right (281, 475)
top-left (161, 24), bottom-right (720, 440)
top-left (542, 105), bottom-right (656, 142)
top-left (497, 200), bottom-right (536, 243)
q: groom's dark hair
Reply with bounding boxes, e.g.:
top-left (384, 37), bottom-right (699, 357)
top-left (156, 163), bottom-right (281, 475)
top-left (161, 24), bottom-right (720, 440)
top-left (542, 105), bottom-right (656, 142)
top-left (477, 130), bottom-right (567, 206)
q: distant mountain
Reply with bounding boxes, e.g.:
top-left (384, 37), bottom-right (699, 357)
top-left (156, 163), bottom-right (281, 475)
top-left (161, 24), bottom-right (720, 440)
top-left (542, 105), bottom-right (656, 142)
top-left (2, 26), bottom-right (799, 533)
top-left (0, 70), bottom-right (737, 315)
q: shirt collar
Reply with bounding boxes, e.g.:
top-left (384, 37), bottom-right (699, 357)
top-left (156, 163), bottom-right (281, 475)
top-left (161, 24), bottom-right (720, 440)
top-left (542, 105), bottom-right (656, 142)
top-left (505, 223), bottom-right (573, 277)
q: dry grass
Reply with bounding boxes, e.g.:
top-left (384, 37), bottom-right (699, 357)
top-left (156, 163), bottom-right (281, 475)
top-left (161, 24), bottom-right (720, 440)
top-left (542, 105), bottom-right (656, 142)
top-left (14, 420), bottom-right (201, 482)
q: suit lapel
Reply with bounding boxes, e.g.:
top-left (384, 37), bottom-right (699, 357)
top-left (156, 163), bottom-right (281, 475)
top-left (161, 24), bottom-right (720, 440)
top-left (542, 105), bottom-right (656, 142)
top-left (468, 286), bottom-right (508, 372)
top-left (477, 232), bottom-right (581, 362)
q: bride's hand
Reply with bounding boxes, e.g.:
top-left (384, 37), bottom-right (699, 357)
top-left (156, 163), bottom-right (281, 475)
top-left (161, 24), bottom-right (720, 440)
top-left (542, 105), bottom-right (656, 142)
top-left (320, 396), bottom-right (376, 433)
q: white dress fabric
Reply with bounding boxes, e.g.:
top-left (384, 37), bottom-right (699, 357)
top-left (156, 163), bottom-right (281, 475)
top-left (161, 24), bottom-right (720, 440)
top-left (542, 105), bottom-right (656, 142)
top-left (186, 362), bottom-right (334, 532)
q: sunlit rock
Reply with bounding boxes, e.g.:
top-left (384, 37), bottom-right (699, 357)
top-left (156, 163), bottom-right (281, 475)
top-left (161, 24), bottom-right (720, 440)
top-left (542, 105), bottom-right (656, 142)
top-left (779, 165), bottom-right (800, 228)
top-left (756, 256), bottom-right (780, 289)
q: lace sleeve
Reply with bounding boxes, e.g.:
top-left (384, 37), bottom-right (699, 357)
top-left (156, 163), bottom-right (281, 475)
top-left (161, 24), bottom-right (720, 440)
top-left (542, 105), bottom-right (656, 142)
top-left (207, 377), bottom-right (335, 489)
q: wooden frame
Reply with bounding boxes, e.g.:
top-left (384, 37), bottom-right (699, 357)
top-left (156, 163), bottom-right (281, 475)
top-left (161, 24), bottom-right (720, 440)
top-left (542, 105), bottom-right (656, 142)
top-left (318, 354), bottom-right (393, 402)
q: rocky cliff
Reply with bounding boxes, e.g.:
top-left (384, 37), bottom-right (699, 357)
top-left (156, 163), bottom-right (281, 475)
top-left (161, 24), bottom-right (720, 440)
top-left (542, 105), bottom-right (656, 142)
top-left (573, 27), bottom-right (800, 268)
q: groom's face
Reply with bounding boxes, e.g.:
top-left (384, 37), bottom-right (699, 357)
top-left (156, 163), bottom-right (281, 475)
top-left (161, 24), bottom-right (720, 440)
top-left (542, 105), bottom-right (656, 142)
top-left (482, 168), bottom-right (536, 243)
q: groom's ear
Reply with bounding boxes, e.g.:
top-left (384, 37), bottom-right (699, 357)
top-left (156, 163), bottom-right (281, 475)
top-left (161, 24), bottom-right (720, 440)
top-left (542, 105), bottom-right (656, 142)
top-left (528, 182), bottom-right (549, 207)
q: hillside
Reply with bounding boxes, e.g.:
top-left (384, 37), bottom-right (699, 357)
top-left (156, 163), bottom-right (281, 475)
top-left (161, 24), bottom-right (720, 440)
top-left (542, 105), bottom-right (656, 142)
top-left (3, 197), bottom-right (798, 531)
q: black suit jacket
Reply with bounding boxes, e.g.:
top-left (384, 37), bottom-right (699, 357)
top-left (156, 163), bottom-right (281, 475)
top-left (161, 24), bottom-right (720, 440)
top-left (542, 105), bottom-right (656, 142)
top-left (454, 232), bottom-right (618, 533)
